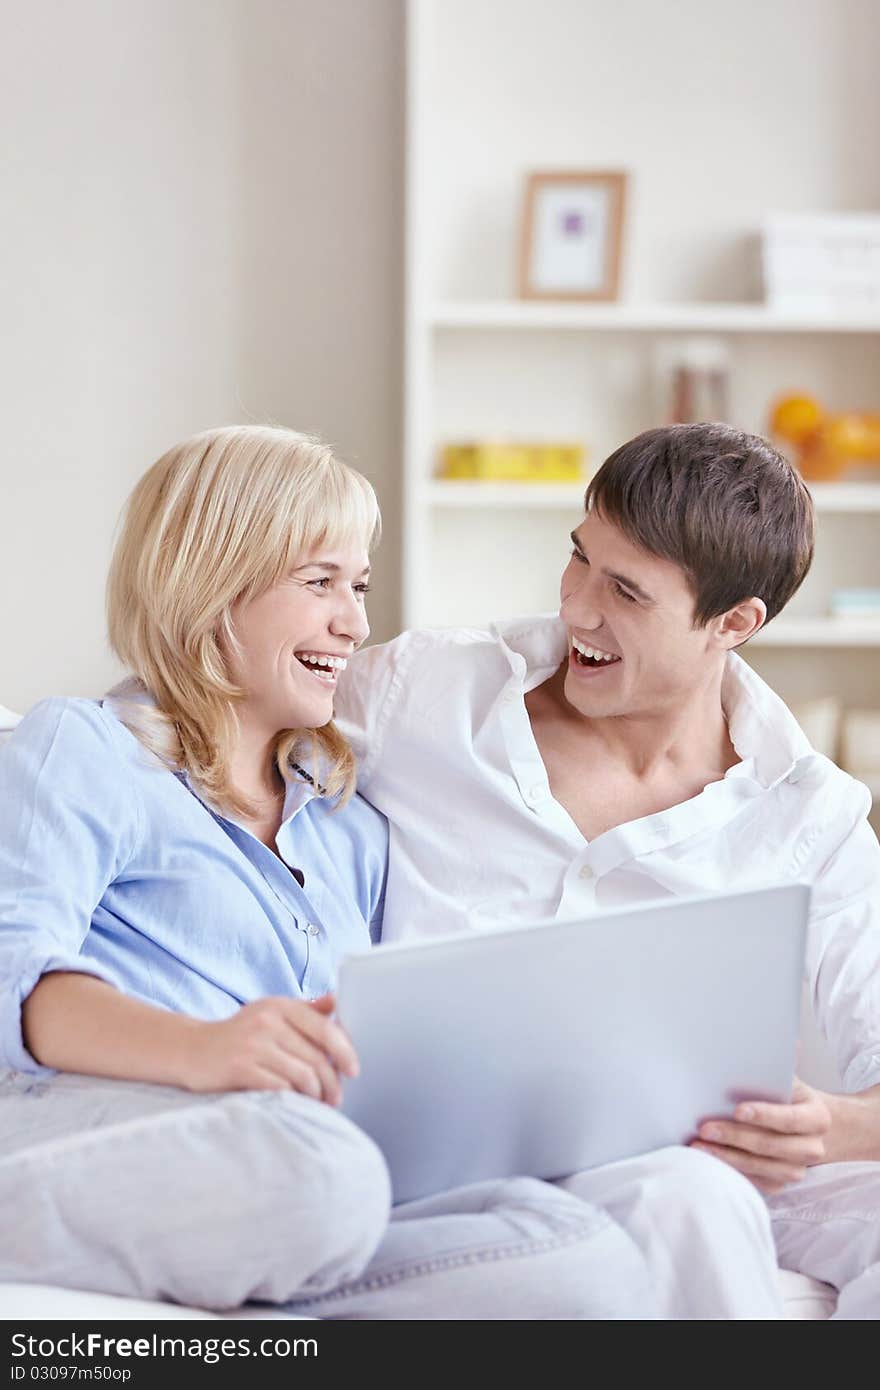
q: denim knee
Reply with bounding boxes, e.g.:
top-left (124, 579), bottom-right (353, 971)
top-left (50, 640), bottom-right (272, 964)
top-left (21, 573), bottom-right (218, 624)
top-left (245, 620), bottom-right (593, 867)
top-left (480, 1177), bottom-right (653, 1320)
top-left (285, 1174), bottom-right (652, 1319)
top-left (0, 1086), bottom-right (391, 1310)
top-left (249, 1092), bottom-right (392, 1300)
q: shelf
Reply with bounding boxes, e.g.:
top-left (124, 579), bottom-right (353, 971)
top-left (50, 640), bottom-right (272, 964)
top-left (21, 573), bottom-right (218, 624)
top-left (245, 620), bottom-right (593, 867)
top-left (431, 302), bottom-right (880, 333)
top-left (426, 482), bottom-right (586, 509)
top-left (805, 483), bottom-right (880, 511)
top-left (426, 481), bottom-right (880, 513)
top-left (752, 618), bottom-right (880, 647)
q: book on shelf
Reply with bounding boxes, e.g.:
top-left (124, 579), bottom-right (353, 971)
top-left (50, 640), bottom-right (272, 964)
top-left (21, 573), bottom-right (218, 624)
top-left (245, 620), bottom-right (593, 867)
top-left (438, 441), bottom-right (586, 484)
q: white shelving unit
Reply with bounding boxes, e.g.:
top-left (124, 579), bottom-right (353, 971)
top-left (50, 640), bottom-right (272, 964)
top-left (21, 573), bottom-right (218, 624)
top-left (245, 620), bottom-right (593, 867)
top-left (426, 480), bottom-right (880, 514)
top-left (432, 302), bottom-right (880, 334)
top-left (753, 618), bottom-right (880, 648)
top-left (404, 0), bottom-right (880, 808)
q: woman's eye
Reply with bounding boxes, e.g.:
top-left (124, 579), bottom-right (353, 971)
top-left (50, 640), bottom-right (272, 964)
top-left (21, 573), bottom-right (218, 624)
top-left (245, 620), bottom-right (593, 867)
top-left (309, 577), bottom-right (332, 590)
top-left (613, 581), bottom-right (637, 603)
top-left (570, 547), bottom-right (587, 565)
top-left (354, 583), bottom-right (372, 597)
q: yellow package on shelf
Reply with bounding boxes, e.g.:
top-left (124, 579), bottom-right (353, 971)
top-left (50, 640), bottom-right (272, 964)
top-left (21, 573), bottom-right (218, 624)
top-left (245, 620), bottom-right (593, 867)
top-left (439, 442), bottom-right (586, 483)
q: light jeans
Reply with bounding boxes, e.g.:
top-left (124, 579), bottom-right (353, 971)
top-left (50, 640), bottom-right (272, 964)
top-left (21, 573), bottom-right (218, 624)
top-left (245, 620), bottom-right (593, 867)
top-left (768, 1161), bottom-right (880, 1320)
top-left (0, 1071), bottom-right (652, 1320)
top-left (288, 1144), bottom-right (785, 1320)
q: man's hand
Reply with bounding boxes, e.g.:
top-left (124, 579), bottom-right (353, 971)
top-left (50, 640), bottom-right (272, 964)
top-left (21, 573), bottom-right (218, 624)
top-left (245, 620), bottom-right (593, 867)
top-left (183, 993), bottom-right (359, 1103)
top-left (689, 1077), bottom-right (831, 1194)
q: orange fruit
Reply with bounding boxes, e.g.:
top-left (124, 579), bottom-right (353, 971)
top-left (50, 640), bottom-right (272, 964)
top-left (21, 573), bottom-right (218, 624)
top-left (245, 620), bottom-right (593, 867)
top-left (769, 394), bottom-right (824, 444)
top-left (824, 413), bottom-right (880, 460)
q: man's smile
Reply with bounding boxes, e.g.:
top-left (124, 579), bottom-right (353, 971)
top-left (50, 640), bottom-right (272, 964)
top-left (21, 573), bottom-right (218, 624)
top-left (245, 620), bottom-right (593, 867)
top-left (570, 635), bottom-right (622, 671)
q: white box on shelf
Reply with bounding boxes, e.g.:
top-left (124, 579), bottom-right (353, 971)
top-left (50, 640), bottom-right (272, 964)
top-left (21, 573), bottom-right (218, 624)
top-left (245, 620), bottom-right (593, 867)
top-left (762, 214), bottom-right (880, 315)
top-left (841, 710), bottom-right (880, 775)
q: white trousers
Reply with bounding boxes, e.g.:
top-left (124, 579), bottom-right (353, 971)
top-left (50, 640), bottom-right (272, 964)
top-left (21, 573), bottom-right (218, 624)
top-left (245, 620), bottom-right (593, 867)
top-left (563, 1153), bottom-right (880, 1320)
top-left (768, 1161), bottom-right (880, 1320)
top-left (559, 1147), bottom-right (784, 1319)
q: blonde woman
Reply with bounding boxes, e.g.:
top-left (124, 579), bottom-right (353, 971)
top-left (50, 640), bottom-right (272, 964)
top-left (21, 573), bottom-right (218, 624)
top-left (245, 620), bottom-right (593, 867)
top-left (0, 426), bottom-right (650, 1318)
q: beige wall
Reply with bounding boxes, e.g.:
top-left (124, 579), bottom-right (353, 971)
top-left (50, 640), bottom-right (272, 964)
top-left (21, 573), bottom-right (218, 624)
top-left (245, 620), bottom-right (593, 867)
top-left (0, 0), bottom-right (404, 712)
top-left (233, 0), bottom-right (404, 650)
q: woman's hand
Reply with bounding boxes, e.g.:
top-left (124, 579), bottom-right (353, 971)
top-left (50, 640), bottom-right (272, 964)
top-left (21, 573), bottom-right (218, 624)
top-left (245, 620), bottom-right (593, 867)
top-left (184, 993), bottom-right (359, 1104)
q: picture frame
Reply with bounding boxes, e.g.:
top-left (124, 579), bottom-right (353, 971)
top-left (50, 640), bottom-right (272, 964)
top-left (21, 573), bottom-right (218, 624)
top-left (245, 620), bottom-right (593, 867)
top-left (519, 170), bottom-right (627, 302)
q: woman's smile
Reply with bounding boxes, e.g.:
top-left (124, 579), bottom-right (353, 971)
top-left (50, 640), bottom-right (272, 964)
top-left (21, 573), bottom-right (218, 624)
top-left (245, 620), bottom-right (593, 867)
top-left (293, 650), bottom-right (350, 685)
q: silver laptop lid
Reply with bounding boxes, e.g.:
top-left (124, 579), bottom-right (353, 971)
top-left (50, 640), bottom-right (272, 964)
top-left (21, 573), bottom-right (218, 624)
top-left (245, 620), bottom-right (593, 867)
top-left (338, 884), bottom-right (809, 1204)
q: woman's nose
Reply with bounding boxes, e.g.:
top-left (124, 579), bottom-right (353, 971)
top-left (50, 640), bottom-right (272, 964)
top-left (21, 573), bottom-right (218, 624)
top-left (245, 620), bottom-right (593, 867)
top-left (331, 591), bottom-right (370, 645)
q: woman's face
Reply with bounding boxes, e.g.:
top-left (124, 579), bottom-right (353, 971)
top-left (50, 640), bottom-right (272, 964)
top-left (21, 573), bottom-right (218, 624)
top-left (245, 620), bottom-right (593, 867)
top-left (228, 540), bottom-right (371, 739)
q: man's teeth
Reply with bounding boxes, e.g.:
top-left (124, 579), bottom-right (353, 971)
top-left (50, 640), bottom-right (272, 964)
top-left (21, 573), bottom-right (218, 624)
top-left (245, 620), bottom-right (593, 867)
top-left (571, 637), bottom-right (618, 662)
top-left (297, 653), bottom-right (348, 671)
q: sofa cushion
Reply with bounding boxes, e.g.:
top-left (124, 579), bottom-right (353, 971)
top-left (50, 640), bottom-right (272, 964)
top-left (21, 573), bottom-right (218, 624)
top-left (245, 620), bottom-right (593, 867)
top-left (0, 1272), bottom-right (834, 1320)
top-left (0, 1282), bottom-right (312, 1320)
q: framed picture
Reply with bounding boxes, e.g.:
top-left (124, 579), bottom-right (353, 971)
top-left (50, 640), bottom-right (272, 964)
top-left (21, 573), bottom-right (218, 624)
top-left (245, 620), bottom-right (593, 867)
top-left (519, 170), bottom-right (627, 301)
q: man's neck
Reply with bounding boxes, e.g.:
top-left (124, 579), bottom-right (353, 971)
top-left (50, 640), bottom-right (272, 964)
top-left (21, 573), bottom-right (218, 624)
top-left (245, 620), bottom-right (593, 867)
top-left (525, 661), bottom-right (739, 842)
top-left (539, 661), bottom-right (737, 781)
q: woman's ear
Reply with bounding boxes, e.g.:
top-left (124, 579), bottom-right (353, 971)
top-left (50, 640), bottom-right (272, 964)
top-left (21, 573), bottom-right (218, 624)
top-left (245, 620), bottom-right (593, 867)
top-left (713, 597), bottom-right (767, 650)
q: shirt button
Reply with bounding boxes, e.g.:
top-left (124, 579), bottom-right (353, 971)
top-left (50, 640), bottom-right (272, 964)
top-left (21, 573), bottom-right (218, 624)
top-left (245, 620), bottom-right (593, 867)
top-left (307, 924), bottom-right (320, 936)
top-left (579, 864), bottom-right (594, 881)
top-left (529, 783), bottom-right (545, 802)
top-left (503, 689), bottom-right (519, 705)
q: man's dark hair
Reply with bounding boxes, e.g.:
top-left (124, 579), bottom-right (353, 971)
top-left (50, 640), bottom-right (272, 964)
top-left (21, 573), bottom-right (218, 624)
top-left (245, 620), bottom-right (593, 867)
top-left (585, 423), bottom-right (815, 627)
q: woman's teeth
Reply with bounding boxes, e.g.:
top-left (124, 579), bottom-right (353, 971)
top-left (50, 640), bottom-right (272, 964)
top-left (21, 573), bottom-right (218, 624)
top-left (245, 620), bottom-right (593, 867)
top-left (295, 652), bottom-right (348, 682)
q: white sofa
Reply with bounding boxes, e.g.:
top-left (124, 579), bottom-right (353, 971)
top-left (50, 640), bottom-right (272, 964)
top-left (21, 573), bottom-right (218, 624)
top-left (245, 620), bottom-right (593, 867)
top-left (0, 701), bottom-right (837, 1319)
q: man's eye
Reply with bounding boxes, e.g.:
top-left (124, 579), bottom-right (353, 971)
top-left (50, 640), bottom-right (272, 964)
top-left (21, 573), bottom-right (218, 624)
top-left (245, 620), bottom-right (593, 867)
top-left (612, 581), bottom-right (637, 602)
top-left (570, 547), bottom-right (587, 564)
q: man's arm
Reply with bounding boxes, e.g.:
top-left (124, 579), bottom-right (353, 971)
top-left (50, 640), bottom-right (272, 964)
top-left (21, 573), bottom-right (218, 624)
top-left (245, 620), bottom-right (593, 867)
top-left (689, 1076), bottom-right (880, 1194)
top-left (691, 789), bottom-right (880, 1190)
top-left (824, 1081), bottom-right (880, 1160)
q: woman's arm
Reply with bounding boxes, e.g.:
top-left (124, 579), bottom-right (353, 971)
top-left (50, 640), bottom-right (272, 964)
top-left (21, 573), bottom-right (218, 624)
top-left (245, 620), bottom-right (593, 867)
top-left (0, 700), bottom-right (138, 1074)
top-left (22, 972), bottom-right (202, 1086)
top-left (22, 971), bottom-right (359, 1101)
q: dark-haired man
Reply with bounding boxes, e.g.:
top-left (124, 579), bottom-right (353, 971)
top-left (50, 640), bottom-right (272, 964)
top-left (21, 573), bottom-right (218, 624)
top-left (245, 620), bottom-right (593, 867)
top-left (336, 423), bottom-right (880, 1319)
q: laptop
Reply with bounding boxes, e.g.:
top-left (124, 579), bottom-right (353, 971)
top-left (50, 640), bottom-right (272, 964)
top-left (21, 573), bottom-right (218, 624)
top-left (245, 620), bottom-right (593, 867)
top-left (338, 884), bottom-right (809, 1203)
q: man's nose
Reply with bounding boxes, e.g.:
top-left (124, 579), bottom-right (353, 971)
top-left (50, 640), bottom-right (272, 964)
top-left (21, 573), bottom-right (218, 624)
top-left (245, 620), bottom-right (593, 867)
top-left (560, 575), bottom-right (603, 632)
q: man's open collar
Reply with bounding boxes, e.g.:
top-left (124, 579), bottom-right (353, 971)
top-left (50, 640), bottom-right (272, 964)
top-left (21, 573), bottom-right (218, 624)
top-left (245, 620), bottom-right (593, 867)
top-left (490, 612), bottom-right (817, 790)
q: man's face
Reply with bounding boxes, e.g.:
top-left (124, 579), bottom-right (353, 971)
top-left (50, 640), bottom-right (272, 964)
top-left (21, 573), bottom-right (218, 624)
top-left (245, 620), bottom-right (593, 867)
top-left (559, 509), bottom-right (723, 721)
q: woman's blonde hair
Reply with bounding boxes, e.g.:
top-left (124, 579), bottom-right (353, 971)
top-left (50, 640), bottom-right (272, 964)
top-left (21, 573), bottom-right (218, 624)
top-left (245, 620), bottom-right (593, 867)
top-left (106, 424), bottom-right (380, 816)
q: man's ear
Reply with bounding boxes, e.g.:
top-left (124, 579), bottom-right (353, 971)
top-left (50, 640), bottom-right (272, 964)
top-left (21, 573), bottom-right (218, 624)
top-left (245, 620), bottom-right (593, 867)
top-left (712, 597), bottom-right (767, 650)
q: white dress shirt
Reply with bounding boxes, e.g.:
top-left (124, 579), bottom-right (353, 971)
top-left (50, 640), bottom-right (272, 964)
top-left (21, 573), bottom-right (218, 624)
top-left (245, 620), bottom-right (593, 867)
top-left (334, 614), bottom-right (880, 1094)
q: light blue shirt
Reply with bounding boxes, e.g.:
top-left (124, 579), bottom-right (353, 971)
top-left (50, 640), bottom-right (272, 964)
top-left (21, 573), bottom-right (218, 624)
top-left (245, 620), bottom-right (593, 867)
top-left (0, 697), bottom-right (387, 1075)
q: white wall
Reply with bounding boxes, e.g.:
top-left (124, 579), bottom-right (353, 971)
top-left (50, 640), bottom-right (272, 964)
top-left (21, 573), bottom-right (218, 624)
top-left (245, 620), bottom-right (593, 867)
top-left (233, 0), bottom-right (404, 651)
top-left (0, 0), bottom-right (404, 712)
top-left (0, 1), bottom-right (241, 710)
